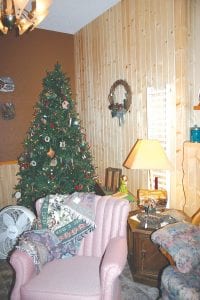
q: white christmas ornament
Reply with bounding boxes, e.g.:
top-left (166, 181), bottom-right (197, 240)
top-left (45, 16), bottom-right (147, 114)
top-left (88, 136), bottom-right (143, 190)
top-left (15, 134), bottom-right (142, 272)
top-left (30, 160), bottom-right (37, 166)
top-left (50, 158), bottom-right (57, 167)
top-left (62, 100), bottom-right (69, 109)
top-left (73, 120), bottom-right (79, 126)
top-left (15, 191), bottom-right (21, 199)
top-left (60, 141), bottom-right (66, 148)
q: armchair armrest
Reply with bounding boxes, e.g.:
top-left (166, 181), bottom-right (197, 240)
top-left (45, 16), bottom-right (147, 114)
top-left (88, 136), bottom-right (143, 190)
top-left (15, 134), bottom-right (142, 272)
top-left (100, 237), bottom-right (127, 292)
top-left (10, 250), bottom-right (37, 300)
top-left (160, 247), bottom-right (175, 266)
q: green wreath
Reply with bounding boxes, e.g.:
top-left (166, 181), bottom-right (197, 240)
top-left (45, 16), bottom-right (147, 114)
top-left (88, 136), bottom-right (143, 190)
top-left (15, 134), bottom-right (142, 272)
top-left (108, 80), bottom-right (131, 125)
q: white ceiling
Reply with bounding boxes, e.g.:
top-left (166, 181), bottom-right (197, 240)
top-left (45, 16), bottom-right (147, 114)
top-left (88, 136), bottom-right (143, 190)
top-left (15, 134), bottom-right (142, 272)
top-left (38, 0), bottom-right (120, 34)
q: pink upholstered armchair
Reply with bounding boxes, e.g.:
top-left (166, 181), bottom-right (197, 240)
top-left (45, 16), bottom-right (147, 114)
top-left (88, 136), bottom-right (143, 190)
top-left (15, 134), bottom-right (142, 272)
top-left (10, 194), bottom-right (130, 300)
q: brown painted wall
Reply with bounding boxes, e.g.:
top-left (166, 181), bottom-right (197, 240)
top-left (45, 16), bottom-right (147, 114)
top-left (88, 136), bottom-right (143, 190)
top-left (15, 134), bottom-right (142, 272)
top-left (0, 28), bottom-right (74, 161)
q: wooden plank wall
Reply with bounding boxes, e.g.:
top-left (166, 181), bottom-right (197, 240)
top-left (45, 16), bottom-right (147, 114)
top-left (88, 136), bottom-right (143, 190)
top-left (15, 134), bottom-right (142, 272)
top-left (0, 161), bottom-right (18, 208)
top-left (183, 142), bottom-right (200, 216)
top-left (74, 0), bottom-right (200, 214)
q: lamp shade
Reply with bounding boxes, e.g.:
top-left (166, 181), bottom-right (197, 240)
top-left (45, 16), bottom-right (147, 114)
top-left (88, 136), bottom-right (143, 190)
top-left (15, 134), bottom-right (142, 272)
top-left (123, 139), bottom-right (172, 170)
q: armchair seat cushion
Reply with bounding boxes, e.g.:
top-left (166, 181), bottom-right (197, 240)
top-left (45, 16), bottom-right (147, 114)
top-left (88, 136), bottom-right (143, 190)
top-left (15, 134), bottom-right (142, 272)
top-left (21, 256), bottom-right (101, 300)
top-left (161, 266), bottom-right (200, 300)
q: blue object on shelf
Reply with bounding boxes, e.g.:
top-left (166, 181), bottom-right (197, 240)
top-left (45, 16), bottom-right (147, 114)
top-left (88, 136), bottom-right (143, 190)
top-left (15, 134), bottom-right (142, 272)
top-left (190, 125), bottom-right (200, 143)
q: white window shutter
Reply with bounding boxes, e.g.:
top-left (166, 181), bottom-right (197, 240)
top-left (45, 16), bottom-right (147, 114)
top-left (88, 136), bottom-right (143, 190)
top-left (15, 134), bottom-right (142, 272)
top-left (147, 85), bottom-right (171, 200)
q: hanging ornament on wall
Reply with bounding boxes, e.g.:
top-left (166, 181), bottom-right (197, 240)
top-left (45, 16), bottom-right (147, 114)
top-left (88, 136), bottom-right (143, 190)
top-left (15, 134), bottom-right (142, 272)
top-left (47, 148), bottom-right (55, 158)
top-left (1, 102), bottom-right (15, 120)
top-left (108, 79), bottom-right (132, 126)
top-left (0, 77), bottom-right (15, 92)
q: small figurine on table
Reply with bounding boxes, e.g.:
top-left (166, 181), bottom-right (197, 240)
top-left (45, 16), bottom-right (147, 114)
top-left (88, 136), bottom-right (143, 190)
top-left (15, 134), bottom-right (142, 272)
top-left (118, 175), bottom-right (128, 194)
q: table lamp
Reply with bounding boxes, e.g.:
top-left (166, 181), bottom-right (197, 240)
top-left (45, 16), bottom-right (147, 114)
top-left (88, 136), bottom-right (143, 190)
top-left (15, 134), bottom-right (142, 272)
top-left (123, 139), bottom-right (172, 208)
top-left (124, 139), bottom-right (172, 186)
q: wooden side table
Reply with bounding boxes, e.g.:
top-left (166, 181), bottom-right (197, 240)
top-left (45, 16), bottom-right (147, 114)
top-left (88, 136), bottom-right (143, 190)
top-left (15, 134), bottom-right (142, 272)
top-left (127, 212), bottom-right (169, 287)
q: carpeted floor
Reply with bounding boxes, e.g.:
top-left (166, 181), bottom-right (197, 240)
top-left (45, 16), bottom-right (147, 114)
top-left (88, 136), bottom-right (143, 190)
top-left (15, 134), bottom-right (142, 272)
top-left (120, 262), bottom-right (160, 300)
top-left (0, 259), bottom-right (160, 300)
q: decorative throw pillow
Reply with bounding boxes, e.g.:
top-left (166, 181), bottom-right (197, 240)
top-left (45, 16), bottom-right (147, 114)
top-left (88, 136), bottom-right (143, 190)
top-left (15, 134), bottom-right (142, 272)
top-left (35, 193), bottom-right (96, 257)
top-left (151, 222), bottom-right (200, 273)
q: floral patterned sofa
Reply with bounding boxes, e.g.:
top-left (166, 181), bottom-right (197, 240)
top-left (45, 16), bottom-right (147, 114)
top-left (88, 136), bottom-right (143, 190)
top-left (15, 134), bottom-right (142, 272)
top-left (151, 210), bottom-right (200, 300)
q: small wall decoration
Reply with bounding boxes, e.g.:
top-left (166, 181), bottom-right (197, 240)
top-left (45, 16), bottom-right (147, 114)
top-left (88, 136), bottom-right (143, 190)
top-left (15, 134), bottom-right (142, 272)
top-left (108, 79), bottom-right (132, 126)
top-left (1, 102), bottom-right (15, 120)
top-left (0, 77), bottom-right (15, 92)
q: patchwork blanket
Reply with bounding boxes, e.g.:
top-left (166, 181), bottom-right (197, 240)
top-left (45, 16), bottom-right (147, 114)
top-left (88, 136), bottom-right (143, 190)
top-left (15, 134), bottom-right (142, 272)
top-left (16, 192), bottom-right (96, 272)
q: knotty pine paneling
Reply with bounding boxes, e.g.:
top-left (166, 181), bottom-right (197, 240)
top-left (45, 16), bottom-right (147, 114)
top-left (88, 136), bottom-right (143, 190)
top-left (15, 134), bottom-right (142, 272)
top-left (75, 0), bottom-right (176, 199)
top-left (75, 0), bottom-right (200, 211)
top-left (182, 142), bottom-right (200, 217)
top-left (0, 161), bottom-right (18, 208)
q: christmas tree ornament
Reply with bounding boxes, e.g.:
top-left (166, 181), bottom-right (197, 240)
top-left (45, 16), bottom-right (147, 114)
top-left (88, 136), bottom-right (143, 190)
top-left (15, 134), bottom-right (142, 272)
top-left (30, 160), bottom-right (37, 167)
top-left (62, 100), bottom-right (69, 109)
top-left (73, 120), bottom-right (79, 126)
top-left (45, 136), bottom-right (50, 142)
top-left (21, 162), bottom-right (29, 170)
top-left (44, 100), bottom-right (49, 107)
top-left (75, 184), bottom-right (83, 191)
top-left (50, 122), bottom-right (55, 129)
top-left (47, 148), bottom-right (55, 158)
top-left (41, 117), bottom-right (47, 125)
top-left (15, 191), bottom-right (21, 199)
top-left (60, 141), bottom-right (66, 148)
top-left (18, 156), bottom-right (24, 162)
top-left (50, 157), bottom-right (57, 167)
top-left (69, 117), bottom-right (72, 127)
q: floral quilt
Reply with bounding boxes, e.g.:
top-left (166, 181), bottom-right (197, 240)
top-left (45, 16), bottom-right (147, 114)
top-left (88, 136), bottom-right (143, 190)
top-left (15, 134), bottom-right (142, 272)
top-left (151, 221), bottom-right (200, 273)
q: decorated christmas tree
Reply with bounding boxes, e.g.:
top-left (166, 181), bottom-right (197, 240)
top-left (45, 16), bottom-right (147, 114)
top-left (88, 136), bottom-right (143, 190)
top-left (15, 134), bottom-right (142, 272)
top-left (15, 63), bottom-right (95, 210)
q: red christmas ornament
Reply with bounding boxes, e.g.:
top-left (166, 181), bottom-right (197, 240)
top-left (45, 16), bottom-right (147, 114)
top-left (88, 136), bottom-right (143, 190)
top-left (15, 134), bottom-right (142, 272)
top-left (74, 185), bottom-right (79, 191)
top-left (75, 184), bottom-right (83, 191)
top-left (50, 122), bottom-right (55, 129)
